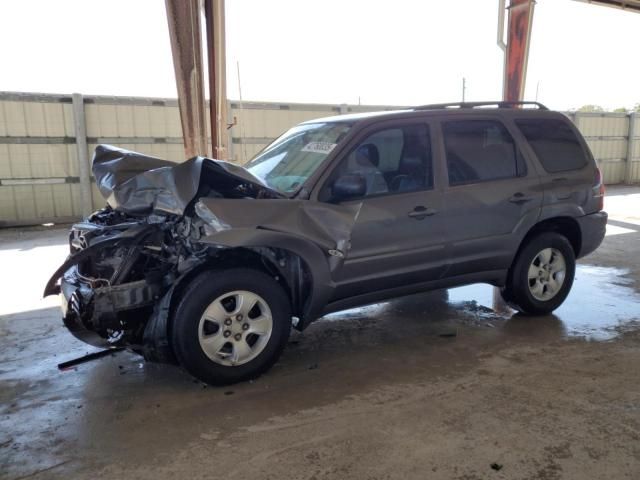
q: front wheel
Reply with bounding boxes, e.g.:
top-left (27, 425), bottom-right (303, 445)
top-left (501, 232), bottom-right (576, 315)
top-left (171, 268), bottom-right (292, 385)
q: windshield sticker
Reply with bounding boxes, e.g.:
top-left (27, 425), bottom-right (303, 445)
top-left (301, 142), bottom-right (337, 154)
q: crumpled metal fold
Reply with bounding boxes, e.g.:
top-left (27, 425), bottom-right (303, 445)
top-left (92, 144), bottom-right (276, 215)
top-left (91, 144), bottom-right (362, 258)
top-left (194, 198), bottom-right (361, 253)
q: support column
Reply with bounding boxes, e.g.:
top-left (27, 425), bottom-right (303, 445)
top-left (503, 0), bottom-right (535, 102)
top-left (205, 0), bottom-right (228, 160)
top-left (626, 112), bottom-right (637, 184)
top-left (492, 287), bottom-right (511, 315)
top-left (495, 0), bottom-right (535, 315)
top-left (72, 93), bottom-right (93, 217)
top-left (165, 0), bottom-right (209, 158)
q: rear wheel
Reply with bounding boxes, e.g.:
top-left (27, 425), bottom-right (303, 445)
top-left (501, 232), bottom-right (575, 315)
top-left (171, 268), bottom-right (291, 385)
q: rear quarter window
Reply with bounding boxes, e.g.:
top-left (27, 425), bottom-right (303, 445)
top-left (515, 118), bottom-right (588, 173)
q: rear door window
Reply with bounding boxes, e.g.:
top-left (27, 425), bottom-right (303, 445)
top-left (443, 120), bottom-right (526, 186)
top-left (515, 118), bottom-right (588, 173)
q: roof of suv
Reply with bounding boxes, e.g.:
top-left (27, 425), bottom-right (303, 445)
top-left (302, 101), bottom-right (557, 125)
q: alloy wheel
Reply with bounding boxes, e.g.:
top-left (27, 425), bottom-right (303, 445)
top-left (197, 290), bottom-right (273, 366)
top-left (527, 247), bottom-right (566, 302)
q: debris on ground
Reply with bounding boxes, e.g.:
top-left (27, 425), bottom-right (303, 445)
top-left (438, 329), bottom-right (457, 338)
top-left (57, 347), bottom-right (124, 370)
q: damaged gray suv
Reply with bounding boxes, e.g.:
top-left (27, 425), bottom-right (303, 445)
top-left (45, 101), bottom-right (607, 385)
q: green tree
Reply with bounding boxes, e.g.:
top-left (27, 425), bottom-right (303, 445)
top-left (613, 107), bottom-right (629, 113)
top-left (577, 104), bottom-right (604, 112)
top-left (633, 103), bottom-right (640, 112)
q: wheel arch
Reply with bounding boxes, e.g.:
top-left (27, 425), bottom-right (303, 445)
top-left (142, 229), bottom-right (335, 363)
top-left (194, 228), bottom-right (335, 327)
top-left (504, 216), bottom-right (581, 291)
top-left (170, 246), bottom-right (313, 324)
top-left (502, 220), bottom-right (579, 315)
top-left (516, 216), bottom-right (582, 260)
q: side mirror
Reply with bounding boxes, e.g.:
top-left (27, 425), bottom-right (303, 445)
top-left (332, 174), bottom-right (366, 202)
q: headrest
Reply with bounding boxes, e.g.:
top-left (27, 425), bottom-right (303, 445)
top-left (355, 143), bottom-right (380, 167)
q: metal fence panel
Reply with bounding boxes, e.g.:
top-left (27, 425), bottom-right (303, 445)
top-left (578, 113), bottom-right (628, 137)
top-left (0, 91), bottom-right (638, 226)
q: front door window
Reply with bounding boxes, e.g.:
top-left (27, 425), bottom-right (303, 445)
top-left (320, 124), bottom-right (433, 202)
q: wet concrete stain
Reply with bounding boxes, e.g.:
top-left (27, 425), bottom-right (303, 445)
top-left (1, 264), bottom-right (639, 479)
top-left (325, 265), bottom-right (640, 341)
top-left (4, 189), bottom-right (640, 479)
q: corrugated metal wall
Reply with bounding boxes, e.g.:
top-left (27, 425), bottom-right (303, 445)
top-left (1, 91), bottom-right (638, 226)
top-left (571, 111), bottom-right (635, 184)
top-left (0, 93), bottom-right (81, 224)
top-left (626, 112), bottom-right (640, 182)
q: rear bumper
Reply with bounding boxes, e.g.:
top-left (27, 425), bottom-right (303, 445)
top-left (576, 211), bottom-right (607, 259)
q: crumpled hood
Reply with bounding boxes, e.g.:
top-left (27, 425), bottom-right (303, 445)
top-left (90, 145), bottom-right (362, 268)
top-left (92, 144), bottom-right (281, 215)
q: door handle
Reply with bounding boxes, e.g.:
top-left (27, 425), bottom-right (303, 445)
top-left (408, 205), bottom-right (437, 219)
top-left (508, 192), bottom-right (534, 204)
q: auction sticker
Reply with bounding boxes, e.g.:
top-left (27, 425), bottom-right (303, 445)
top-left (301, 142), bottom-right (337, 154)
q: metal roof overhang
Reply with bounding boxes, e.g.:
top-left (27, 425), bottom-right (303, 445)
top-left (576, 0), bottom-right (640, 13)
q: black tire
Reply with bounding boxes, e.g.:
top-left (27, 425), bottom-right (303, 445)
top-left (501, 232), bottom-right (576, 315)
top-left (171, 268), bottom-right (291, 385)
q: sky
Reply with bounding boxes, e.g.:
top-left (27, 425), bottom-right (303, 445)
top-left (0, 0), bottom-right (638, 111)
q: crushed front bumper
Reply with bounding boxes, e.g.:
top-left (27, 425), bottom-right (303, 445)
top-left (60, 265), bottom-right (161, 348)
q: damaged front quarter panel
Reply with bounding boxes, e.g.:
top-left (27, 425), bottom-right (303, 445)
top-left (194, 197), bottom-right (360, 267)
top-left (141, 196), bottom-right (362, 361)
top-left (192, 198), bottom-right (362, 327)
top-left (46, 144), bottom-right (362, 363)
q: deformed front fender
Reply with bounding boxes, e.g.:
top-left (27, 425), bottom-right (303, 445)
top-left (198, 228), bottom-right (334, 327)
top-left (141, 227), bottom-right (337, 363)
top-left (193, 197), bottom-right (362, 327)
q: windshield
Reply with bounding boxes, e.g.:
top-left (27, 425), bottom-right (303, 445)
top-left (245, 122), bottom-right (352, 194)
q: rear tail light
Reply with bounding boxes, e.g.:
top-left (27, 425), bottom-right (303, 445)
top-left (593, 167), bottom-right (605, 211)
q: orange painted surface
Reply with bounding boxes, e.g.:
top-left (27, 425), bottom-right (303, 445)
top-left (504, 0), bottom-right (534, 102)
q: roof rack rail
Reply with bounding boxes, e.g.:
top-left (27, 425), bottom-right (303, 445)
top-left (413, 101), bottom-right (548, 111)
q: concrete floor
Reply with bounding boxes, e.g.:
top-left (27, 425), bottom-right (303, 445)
top-left (1, 186), bottom-right (640, 480)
